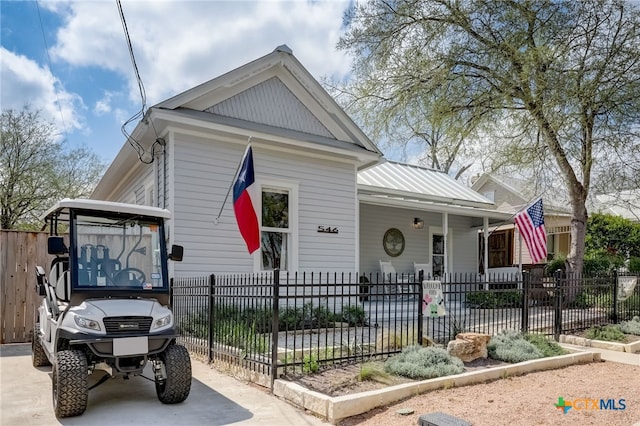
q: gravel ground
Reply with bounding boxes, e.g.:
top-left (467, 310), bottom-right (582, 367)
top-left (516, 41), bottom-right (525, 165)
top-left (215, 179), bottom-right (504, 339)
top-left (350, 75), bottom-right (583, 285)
top-left (337, 361), bottom-right (640, 426)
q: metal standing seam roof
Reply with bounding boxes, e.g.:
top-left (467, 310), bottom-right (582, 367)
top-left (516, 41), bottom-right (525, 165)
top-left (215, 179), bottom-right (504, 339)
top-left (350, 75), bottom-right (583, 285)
top-left (357, 161), bottom-right (495, 207)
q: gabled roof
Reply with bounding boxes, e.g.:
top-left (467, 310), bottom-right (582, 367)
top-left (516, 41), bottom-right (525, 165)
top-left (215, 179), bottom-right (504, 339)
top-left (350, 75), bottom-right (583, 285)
top-left (93, 45), bottom-right (382, 200)
top-left (154, 44), bottom-right (380, 155)
top-left (471, 173), bottom-right (570, 215)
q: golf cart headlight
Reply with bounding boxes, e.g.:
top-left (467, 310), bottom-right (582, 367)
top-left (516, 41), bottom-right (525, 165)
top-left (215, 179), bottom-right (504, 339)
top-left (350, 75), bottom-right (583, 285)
top-left (74, 316), bottom-right (101, 331)
top-left (153, 314), bottom-right (172, 329)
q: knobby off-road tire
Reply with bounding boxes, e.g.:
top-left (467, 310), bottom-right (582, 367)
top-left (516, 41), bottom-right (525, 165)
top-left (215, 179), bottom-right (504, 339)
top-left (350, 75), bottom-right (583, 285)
top-left (32, 325), bottom-right (51, 367)
top-left (155, 344), bottom-right (192, 404)
top-left (52, 350), bottom-right (88, 418)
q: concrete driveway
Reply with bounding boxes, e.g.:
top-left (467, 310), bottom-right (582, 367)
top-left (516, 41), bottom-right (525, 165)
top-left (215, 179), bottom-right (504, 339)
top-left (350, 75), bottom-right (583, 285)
top-left (1, 344), bottom-right (326, 426)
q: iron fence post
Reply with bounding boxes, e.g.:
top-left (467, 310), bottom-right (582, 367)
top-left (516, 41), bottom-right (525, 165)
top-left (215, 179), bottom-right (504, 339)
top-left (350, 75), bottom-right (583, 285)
top-left (612, 269), bottom-right (619, 323)
top-left (208, 274), bottom-right (215, 364)
top-left (271, 269), bottom-right (280, 389)
top-left (553, 269), bottom-right (563, 341)
top-left (417, 279), bottom-right (423, 345)
top-left (521, 271), bottom-right (529, 334)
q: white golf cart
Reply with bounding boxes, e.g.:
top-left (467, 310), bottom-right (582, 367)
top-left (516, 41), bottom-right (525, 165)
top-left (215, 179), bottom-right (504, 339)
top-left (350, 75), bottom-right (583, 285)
top-left (32, 199), bottom-right (191, 417)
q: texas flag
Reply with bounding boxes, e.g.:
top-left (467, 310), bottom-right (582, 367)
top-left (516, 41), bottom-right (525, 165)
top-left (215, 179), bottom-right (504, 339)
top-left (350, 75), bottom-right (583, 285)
top-left (232, 145), bottom-right (260, 254)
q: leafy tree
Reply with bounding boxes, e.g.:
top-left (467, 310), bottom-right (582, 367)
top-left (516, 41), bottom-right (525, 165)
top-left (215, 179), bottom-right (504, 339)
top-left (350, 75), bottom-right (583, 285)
top-left (586, 213), bottom-right (640, 259)
top-left (338, 0), bottom-right (640, 275)
top-left (1, 107), bottom-right (105, 230)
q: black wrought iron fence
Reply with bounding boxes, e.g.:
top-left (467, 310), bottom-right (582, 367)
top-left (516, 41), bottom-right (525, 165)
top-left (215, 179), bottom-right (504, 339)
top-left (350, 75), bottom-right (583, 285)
top-left (171, 269), bottom-right (640, 388)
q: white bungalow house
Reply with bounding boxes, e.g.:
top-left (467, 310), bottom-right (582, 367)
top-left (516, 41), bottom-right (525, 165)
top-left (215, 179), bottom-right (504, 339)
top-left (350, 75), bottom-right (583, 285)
top-left (91, 45), bottom-right (511, 278)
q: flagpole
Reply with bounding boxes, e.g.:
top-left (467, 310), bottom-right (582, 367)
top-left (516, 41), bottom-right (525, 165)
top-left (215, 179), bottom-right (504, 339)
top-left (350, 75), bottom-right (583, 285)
top-left (215, 137), bottom-right (252, 224)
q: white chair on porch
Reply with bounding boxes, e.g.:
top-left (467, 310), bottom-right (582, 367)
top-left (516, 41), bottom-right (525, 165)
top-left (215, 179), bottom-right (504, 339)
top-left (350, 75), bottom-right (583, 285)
top-left (379, 260), bottom-right (411, 299)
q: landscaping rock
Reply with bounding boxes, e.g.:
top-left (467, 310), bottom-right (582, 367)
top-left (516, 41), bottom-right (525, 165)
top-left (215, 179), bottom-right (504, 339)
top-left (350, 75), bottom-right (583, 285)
top-left (396, 408), bottom-right (414, 416)
top-left (447, 332), bottom-right (491, 362)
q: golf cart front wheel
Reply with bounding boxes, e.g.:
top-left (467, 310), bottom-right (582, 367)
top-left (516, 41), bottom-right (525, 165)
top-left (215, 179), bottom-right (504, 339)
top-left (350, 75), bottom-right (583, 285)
top-left (155, 344), bottom-right (192, 404)
top-left (52, 350), bottom-right (88, 417)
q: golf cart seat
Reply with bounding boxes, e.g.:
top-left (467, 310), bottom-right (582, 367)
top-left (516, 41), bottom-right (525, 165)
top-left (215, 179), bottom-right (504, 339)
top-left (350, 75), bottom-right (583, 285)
top-left (55, 270), bottom-right (71, 302)
top-left (49, 257), bottom-right (69, 291)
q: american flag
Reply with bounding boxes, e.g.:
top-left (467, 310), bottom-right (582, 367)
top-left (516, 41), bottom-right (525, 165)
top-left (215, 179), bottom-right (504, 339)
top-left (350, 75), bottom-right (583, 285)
top-left (514, 197), bottom-right (547, 264)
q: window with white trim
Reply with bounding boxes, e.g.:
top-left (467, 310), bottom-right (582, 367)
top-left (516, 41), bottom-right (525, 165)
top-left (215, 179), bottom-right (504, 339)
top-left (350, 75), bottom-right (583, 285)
top-left (261, 188), bottom-right (290, 270)
top-left (429, 226), bottom-right (453, 277)
top-left (432, 234), bottom-right (445, 277)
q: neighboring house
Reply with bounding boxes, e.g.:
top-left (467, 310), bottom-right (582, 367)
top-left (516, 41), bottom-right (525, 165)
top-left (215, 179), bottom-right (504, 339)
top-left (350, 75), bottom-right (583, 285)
top-left (92, 45), bottom-right (511, 278)
top-left (471, 173), bottom-right (572, 269)
top-left (589, 190), bottom-right (640, 223)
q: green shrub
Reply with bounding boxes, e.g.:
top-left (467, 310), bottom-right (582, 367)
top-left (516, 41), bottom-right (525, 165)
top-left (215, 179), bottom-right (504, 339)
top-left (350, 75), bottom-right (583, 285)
top-left (524, 334), bottom-right (569, 357)
top-left (212, 319), bottom-right (268, 353)
top-left (584, 324), bottom-right (626, 342)
top-left (545, 255), bottom-right (566, 276)
top-left (341, 305), bottom-right (367, 326)
top-left (359, 362), bottom-right (393, 384)
top-left (621, 293), bottom-right (640, 317)
top-left (302, 303), bottom-right (339, 328)
top-left (280, 306), bottom-right (303, 330)
top-left (176, 310), bottom-right (208, 338)
top-left (629, 257), bottom-right (640, 273)
top-left (242, 307), bottom-right (272, 333)
top-left (583, 252), bottom-right (617, 274)
top-left (488, 330), bottom-right (543, 362)
top-left (618, 316), bottom-right (640, 336)
top-left (302, 353), bottom-right (319, 373)
top-left (466, 291), bottom-right (521, 308)
top-left (384, 346), bottom-right (464, 379)
top-left (565, 289), bottom-right (596, 309)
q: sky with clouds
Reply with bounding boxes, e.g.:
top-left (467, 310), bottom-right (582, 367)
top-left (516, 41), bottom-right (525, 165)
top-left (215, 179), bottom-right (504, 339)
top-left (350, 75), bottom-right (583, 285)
top-left (1, 0), bottom-right (367, 165)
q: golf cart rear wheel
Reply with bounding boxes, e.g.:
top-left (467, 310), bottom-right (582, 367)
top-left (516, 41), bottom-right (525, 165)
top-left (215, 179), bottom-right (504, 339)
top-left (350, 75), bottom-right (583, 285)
top-left (32, 324), bottom-right (50, 367)
top-left (52, 350), bottom-right (88, 418)
top-left (155, 344), bottom-right (191, 404)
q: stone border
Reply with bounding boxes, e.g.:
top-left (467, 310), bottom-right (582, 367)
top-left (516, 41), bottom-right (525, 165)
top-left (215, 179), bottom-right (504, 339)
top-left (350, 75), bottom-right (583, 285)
top-left (559, 334), bottom-right (640, 353)
top-left (273, 350), bottom-right (596, 424)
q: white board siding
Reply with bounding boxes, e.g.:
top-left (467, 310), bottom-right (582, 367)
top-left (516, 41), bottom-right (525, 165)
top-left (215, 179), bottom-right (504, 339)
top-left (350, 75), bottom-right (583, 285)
top-left (103, 160), bottom-right (155, 207)
top-left (359, 204), bottom-right (478, 275)
top-left (206, 77), bottom-right (334, 139)
top-left (171, 133), bottom-right (357, 275)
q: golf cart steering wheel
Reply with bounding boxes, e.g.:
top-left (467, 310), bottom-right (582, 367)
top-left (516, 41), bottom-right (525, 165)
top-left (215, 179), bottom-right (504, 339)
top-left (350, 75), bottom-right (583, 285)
top-left (113, 268), bottom-right (146, 286)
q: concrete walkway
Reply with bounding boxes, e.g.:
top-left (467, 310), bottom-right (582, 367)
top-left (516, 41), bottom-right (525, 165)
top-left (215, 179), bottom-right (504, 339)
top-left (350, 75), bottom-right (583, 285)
top-left (0, 343), bottom-right (326, 426)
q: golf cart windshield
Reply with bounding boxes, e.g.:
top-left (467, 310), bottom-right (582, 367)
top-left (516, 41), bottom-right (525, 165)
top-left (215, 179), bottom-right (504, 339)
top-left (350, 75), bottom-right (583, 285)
top-left (73, 213), bottom-right (167, 291)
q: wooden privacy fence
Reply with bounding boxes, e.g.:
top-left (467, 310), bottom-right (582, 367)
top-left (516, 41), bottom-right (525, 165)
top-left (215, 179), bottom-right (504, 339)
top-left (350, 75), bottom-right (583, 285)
top-left (0, 231), bottom-right (51, 343)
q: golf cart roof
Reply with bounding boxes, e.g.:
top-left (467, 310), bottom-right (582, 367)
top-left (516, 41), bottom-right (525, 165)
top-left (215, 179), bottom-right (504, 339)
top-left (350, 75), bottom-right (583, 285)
top-left (42, 198), bottom-right (172, 221)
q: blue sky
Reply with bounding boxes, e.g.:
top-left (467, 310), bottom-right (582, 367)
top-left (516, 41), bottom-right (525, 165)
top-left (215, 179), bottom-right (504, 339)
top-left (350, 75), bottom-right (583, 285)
top-left (1, 0), bottom-right (362, 166)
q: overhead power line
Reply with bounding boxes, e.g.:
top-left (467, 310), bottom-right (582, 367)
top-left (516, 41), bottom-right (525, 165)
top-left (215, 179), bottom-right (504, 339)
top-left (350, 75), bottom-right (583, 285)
top-left (116, 0), bottom-right (162, 164)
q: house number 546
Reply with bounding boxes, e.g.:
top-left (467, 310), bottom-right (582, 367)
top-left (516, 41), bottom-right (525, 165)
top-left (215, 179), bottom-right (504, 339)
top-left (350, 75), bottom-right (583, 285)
top-left (317, 226), bottom-right (338, 234)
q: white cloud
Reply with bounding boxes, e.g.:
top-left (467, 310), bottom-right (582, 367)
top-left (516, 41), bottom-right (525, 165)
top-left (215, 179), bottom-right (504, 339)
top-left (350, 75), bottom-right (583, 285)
top-left (94, 92), bottom-right (114, 116)
top-left (0, 47), bottom-right (86, 138)
top-left (49, 0), bottom-right (353, 105)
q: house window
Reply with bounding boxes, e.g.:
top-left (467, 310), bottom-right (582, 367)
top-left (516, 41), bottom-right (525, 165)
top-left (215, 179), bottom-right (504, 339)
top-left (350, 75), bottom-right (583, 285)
top-left (432, 234), bottom-right (444, 277)
top-left (546, 234), bottom-right (556, 260)
top-left (261, 188), bottom-right (289, 270)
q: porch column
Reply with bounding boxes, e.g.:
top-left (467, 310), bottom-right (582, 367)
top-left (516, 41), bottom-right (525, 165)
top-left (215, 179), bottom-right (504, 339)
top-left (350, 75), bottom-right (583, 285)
top-left (443, 212), bottom-right (448, 275)
top-left (483, 216), bottom-right (489, 290)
